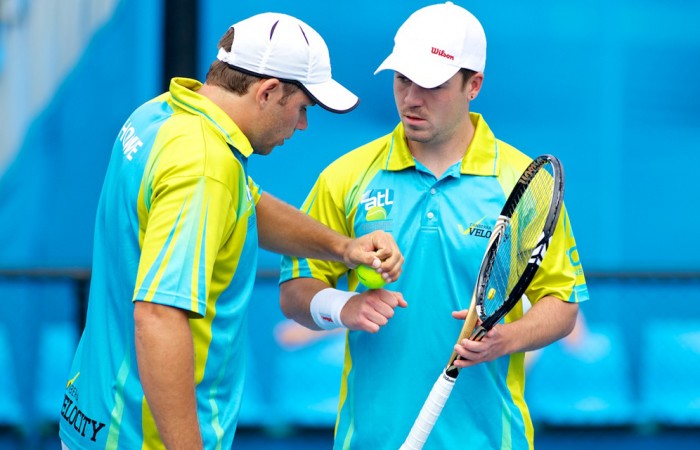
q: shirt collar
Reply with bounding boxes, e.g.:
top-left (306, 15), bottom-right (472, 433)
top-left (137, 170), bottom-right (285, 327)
top-left (168, 77), bottom-right (255, 157)
top-left (385, 112), bottom-right (500, 177)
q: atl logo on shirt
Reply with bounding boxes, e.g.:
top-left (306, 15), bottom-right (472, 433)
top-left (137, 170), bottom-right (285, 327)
top-left (360, 189), bottom-right (394, 222)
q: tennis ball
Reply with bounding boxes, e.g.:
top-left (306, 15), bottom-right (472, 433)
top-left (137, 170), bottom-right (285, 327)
top-left (356, 264), bottom-right (387, 289)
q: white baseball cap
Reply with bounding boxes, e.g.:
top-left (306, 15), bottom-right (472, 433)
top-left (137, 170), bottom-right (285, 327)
top-left (375, 2), bottom-right (487, 88)
top-left (217, 12), bottom-right (359, 113)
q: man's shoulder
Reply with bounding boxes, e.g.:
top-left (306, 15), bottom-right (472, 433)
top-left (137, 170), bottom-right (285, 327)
top-left (495, 139), bottom-right (536, 174)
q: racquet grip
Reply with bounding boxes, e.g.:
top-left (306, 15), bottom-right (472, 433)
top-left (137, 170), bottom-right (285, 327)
top-left (399, 370), bottom-right (456, 450)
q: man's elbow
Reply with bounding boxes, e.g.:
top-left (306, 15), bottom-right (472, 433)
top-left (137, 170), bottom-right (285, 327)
top-left (560, 302), bottom-right (580, 338)
top-left (278, 281), bottom-right (297, 320)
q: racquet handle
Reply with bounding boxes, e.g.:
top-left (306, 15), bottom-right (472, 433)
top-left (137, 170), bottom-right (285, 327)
top-left (399, 370), bottom-right (456, 450)
top-left (447, 292), bottom-right (480, 368)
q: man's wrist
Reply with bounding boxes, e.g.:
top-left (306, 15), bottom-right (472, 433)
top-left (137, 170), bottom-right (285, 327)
top-left (310, 288), bottom-right (354, 329)
top-left (336, 236), bottom-right (353, 266)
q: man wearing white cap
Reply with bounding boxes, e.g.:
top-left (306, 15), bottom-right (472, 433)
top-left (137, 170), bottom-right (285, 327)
top-left (280, 2), bottom-right (588, 449)
top-left (58, 12), bottom-right (404, 450)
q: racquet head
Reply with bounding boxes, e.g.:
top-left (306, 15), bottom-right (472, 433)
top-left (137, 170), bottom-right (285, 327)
top-left (470, 154), bottom-right (565, 339)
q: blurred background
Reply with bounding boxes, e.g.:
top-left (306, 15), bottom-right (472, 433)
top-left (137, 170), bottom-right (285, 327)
top-left (0, 0), bottom-right (699, 448)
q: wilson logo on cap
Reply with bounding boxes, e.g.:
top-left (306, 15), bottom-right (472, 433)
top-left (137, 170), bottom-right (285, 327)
top-left (431, 47), bottom-right (454, 61)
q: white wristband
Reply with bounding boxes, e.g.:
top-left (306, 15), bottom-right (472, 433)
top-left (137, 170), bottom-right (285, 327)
top-left (310, 288), bottom-right (354, 330)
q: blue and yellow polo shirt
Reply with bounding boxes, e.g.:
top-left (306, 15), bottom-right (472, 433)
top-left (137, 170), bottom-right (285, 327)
top-left (281, 113), bottom-right (588, 450)
top-left (60, 78), bottom-right (261, 449)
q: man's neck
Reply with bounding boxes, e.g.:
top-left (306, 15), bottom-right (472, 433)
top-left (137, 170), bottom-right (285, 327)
top-left (198, 83), bottom-right (252, 132)
top-left (409, 122), bottom-right (475, 179)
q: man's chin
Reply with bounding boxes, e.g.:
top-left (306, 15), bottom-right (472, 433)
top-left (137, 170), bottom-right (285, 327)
top-left (404, 131), bottom-right (431, 144)
top-left (252, 146), bottom-right (275, 156)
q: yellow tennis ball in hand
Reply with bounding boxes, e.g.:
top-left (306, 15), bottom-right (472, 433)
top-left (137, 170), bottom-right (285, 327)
top-left (356, 264), bottom-right (387, 289)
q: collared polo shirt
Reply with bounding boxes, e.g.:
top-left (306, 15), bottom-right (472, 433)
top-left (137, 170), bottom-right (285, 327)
top-left (60, 78), bottom-right (261, 449)
top-left (281, 113), bottom-right (588, 450)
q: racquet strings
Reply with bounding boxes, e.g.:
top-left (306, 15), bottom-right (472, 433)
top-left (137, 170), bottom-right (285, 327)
top-left (479, 163), bottom-right (555, 317)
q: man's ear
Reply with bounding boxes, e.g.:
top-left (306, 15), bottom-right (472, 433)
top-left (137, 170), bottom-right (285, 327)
top-left (255, 78), bottom-right (282, 107)
top-left (468, 72), bottom-right (484, 101)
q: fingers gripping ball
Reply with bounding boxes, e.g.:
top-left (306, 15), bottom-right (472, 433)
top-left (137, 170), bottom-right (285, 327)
top-left (356, 264), bottom-right (387, 289)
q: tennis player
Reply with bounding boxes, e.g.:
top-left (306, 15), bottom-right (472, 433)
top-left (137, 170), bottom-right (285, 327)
top-left (279, 3), bottom-right (589, 449)
top-left (58, 12), bottom-right (403, 450)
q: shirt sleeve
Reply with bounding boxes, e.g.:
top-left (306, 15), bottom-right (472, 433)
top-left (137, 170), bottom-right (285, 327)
top-left (248, 175), bottom-right (262, 205)
top-left (526, 207), bottom-right (589, 304)
top-left (133, 173), bottom-right (234, 317)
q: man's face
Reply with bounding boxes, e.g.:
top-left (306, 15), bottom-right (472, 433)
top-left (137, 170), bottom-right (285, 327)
top-left (393, 71), bottom-right (471, 147)
top-left (251, 86), bottom-right (313, 155)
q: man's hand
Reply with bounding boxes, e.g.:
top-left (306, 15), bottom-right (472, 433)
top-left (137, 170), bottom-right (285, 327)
top-left (448, 297), bottom-right (579, 368)
top-left (343, 231), bottom-right (404, 283)
top-left (449, 308), bottom-right (509, 368)
top-left (340, 289), bottom-right (408, 333)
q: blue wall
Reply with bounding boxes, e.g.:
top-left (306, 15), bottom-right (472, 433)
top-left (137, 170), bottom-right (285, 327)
top-left (0, 0), bottom-right (162, 268)
top-left (200, 0), bottom-right (700, 272)
top-left (2, 0), bottom-right (698, 271)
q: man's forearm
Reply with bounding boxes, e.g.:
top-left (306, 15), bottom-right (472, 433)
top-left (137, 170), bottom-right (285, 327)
top-left (134, 302), bottom-right (203, 450)
top-left (256, 192), bottom-right (350, 261)
top-left (280, 278), bottom-right (331, 329)
top-left (505, 296), bottom-right (579, 354)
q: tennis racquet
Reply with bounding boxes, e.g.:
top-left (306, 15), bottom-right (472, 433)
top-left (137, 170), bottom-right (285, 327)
top-left (399, 154), bottom-right (565, 450)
